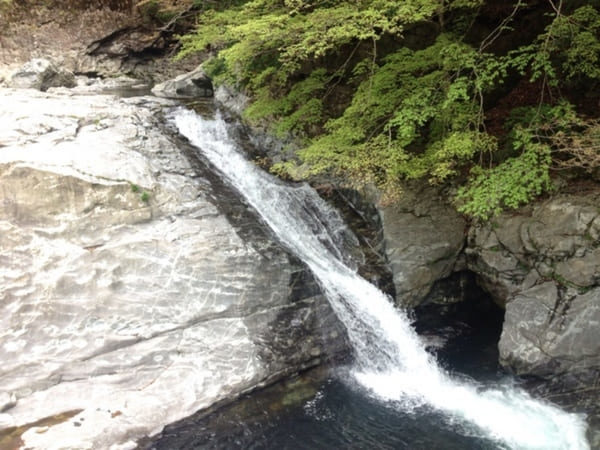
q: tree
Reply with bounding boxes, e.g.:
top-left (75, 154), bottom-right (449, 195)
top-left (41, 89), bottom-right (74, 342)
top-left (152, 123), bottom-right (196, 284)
top-left (178, 0), bottom-right (600, 219)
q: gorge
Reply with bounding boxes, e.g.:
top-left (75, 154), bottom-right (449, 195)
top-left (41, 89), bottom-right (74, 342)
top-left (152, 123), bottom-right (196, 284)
top-left (168, 105), bottom-right (590, 449)
top-left (1, 0), bottom-right (600, 448)
top-left (0, 82), bottom-right (595, 448)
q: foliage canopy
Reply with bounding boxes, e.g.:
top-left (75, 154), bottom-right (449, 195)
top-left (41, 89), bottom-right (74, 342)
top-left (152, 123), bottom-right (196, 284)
top-left (179, 0), bottom-right (600, 220)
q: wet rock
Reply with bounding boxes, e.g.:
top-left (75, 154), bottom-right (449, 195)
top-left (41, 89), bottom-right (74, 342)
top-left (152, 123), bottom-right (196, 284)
top-left (0, 88), bottom-right (346, 449)
top-left (151, 65), bottom-right (213, 99)
top-left (379, 183), bottom-right (466, 307)
top-left (523, 370), bottom-right (600, 450)
top-left (317, 186), bottom-right (396, 297)
top-left (211, 88), bottom-right (465, 308)
top-left (499, 283), bottom-right (600, 377)
top-left (9, 58), bottom-right (76, 91)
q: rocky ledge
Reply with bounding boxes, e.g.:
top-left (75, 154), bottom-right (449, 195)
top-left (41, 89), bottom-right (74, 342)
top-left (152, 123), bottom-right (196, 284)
top-left (364, 177), bottom-right (599, 383)
top-left (0, 88), bottom-right (346, 449)
top-left (466, 194), bottom-right (600, 377)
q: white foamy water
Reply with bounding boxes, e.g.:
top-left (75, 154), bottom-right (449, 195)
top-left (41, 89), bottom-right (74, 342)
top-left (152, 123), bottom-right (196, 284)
top-left (171, 108), bottom-right (589, 450)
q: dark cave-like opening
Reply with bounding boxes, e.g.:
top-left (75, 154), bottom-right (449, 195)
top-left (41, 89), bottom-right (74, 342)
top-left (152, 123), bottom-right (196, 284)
top-left (413, 271), bottom-right (506, 380)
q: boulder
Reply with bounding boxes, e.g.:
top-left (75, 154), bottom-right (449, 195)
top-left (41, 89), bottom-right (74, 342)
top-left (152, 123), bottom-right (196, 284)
top-left (467, 193), bottom-right (600, 376)
top-left (379, 183), bottom-right (466, 307)
top-left (0, 88), bottom-right (346, 449)
top-left (9, 58), bottom-right (76, 91)
top-left (151, 66), bottom-right (213, 99)
top-left (499, 283), bottom-right (600, 377)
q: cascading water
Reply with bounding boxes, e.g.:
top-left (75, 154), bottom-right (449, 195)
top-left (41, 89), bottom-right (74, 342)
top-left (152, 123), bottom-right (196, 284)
top-left (170, 107), bottom-right (590, 450)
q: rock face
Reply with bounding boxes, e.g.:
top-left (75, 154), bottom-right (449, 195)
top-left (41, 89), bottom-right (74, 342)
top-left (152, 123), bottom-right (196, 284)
top-left (151, 66), bottom-right (213, 99)
top-left (9, 58), bottom-right (76, 91)
top-left (466, 194), bottom-right (600, 377)
top-left (379, 183), bottom-right (466, 307)
top-left (0, 88), bottom-right (346, 449)
top-left (500, 283), bottom-right (600, 376)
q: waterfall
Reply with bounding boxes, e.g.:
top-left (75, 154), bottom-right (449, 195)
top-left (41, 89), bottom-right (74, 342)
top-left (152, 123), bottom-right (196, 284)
top-left (170, 107), bottom-right (590, 450)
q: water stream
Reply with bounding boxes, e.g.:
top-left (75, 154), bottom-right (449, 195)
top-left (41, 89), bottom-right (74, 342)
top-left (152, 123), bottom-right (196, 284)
top-left (170, 107), bottom-right (590, 450)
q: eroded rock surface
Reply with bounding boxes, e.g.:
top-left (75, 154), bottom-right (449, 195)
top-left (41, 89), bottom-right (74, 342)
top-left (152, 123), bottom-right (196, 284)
top-left (0, 89), bottom-right (346, 449)
top-left (379, 183), bottom-right (466, 307)
top-left (500, 283), bottom-right (600, 376)
top-left (467, 194), bottom-right (600, 377)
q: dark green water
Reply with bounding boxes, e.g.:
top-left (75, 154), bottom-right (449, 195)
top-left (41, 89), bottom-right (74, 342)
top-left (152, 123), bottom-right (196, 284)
top-left (151, 374), bottom-right (506, 450)
top-left (146, 293), bottom-right (516, 450)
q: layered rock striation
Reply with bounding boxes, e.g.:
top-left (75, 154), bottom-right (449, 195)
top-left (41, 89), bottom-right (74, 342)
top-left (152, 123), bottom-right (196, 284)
top-left (0, 88), bottom-right (346, 449)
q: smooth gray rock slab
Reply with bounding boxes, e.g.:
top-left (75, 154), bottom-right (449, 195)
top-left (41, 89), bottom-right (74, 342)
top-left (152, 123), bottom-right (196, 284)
top-left (500, 283), bottom-right (600, 377)
top-left (0, 88), bottom-right (345, 449)
top-left (380, 183), bottom-right (466, 307)
top-left (9, 58), bottom-right (76, 91)
top-left (151, 66), bottom-right (213, 99)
